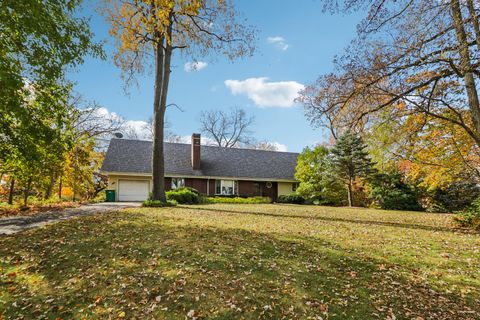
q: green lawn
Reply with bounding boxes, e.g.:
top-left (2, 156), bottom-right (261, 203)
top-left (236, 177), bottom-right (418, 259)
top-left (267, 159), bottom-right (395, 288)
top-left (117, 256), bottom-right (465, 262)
top-left (1, 204), bottom-right (479, 319)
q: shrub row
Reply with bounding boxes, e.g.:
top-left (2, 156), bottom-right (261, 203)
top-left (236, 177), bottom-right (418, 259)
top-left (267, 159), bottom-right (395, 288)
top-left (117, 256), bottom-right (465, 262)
top-left (277, 194), bottom-right (305, 204)
top-left (206, 196), bottom-right (271, 204)
top-left (142, 199), bottom-right (177, 207)
top-left (166, 188), bottom-right (201, 204)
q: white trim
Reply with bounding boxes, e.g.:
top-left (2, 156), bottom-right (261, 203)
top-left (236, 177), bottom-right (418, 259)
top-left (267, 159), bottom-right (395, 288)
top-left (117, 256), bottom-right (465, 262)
top-left (171, 177), bottom-right (185, 189)
top-left (101, 171), bottom-right (297, 183)
top-left (215, 179), bottom-right (238, 196)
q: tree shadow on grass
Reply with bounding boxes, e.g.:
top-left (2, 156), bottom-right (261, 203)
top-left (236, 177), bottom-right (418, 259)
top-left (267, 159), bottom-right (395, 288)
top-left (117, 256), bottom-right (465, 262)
top-left (181, 206), bottom-right (471, 234)
top-left (0, 213), bottom-right (478, 319)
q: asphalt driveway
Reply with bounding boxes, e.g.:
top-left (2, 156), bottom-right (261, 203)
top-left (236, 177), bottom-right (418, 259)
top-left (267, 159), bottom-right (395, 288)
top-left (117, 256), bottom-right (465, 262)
top-left (0, 202), bottom-right (140, 235)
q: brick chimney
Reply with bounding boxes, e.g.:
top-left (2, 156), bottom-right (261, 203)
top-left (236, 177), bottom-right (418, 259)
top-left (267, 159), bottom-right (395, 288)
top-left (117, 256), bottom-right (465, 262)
top-left (191, 133), bottom-right (201, 170)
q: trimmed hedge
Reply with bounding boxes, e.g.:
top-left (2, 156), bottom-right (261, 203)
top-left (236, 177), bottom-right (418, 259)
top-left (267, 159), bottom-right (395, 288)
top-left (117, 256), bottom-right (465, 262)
top-left (142, 199), bottom-right (177, 207)
top-left (166, 188), bottom-right (200, 204)
top-left (277, 194), bottom-right (305, 204)
top-left (206, 196), bottom-right (271, 204)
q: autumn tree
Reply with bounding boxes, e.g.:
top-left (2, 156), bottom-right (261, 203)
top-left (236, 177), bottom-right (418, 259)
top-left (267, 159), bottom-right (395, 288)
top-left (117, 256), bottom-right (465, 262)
top-left (200, 107), bottom-right (254, 148)
top-left (247, 141), bottom-right (279, 151)
top-left (366, 109), bottom-right (480, 190)
top-left (102, 0), bottom-right (256, 202)
top-left (331, 131), bottom-right (375, 207)
top-left (0, 0), bottom-right (102, 205)
top-left (62, 100), bottom-right (125, 201)
top-left (295, 145), bottom-right (346, 205)
top-left (300, 0), bottom-right (480, 157)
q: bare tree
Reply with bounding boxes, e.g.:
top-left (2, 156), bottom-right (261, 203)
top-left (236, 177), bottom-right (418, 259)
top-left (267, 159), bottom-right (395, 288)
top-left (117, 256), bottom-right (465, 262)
top-left (70, 97), bottom-right (124, 142)
top-left (200, 107), bottom-right (254, 148)
top-left (134, 116), bottom-right (180, 142)
top-left (247, 141), bottom-right (279, 151)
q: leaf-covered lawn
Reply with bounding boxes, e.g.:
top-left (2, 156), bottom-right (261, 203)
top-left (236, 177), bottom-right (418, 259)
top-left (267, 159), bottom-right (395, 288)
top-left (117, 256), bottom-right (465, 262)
top-left (1, 204), bottom-right (479, 319)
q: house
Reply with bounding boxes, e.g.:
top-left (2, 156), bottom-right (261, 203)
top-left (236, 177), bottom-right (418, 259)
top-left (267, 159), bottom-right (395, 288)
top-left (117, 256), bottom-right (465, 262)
top-left (101, 134), bottom-right (299, 201)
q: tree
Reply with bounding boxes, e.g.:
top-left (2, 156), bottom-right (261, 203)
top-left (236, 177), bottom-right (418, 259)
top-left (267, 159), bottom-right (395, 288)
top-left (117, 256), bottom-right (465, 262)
top-left (200, 107), bottom-right (254, 148)
top-left (363, 104), bottom-right (480, 190)
top-left (301, 0), bottom-right (480, 152)
top-left (1, 0), bottom-right (102, 162)
top-left (0, 0), bottom-right (102, 205)
top-left (432, 181), bottom-right (480, 212)
top-left (102, 0), bottom-right (256, 202)
top-left (368, 172), bottom-right (422, 211)
top-left (295, 145), bottom-right (346, 205)
top-left (247, 141), bottom-right (279, 151)
top-left (1, 83), bottom-right (77, 206)
top-left (123, 116), bottom-right (182, 142)
top-left (331, 131), bottom-right (375, 207)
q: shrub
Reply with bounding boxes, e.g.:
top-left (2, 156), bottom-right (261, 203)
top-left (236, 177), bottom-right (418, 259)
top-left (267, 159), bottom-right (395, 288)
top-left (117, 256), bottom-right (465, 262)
top-left (368, 173), bottom-right (422, 211)
top-left (183, 187), bottom-right (200, 196)
top-left (277, 194), bottom-right (305, 204)
top-left (206, 196), bottom-right (271, 204)
top-left (454, 198), bottom-right (480, 231)
top-left (166, 188), bottom-right (200, 204)
top-left (142, 199), bottom-right (177, 207)
top-left (432, 181), bottom-right (480, 213)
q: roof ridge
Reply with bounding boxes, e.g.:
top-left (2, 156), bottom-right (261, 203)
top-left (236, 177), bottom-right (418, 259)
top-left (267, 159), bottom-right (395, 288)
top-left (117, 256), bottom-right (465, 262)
top-left (112, 138), bottom-right (299, 154)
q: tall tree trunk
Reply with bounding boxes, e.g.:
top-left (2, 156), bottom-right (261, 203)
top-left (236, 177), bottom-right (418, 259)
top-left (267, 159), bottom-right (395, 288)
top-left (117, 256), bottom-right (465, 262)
top-left (73, 147), bottom-right (78, 201)
top-left (151, 37), bottom-right (166, 202)
top-left (451, 0), bottom-right (480, 139)
top-left (44, 171), bottom-right (56, 200)
top-left (58, 175), bottom-right (63, 200)
top-left (151, 12), bottom-right (174, 202)
top-left (8, 177), bottom-right (15, 205)
top-left (346, 180), bottom-right (353, 207)
top-left (23, 178), bottom-right (32, 206)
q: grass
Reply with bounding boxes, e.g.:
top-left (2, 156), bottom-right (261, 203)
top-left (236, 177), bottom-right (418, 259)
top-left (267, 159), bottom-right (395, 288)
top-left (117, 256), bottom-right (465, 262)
top-left (0, 204), bottom-right (479, 319)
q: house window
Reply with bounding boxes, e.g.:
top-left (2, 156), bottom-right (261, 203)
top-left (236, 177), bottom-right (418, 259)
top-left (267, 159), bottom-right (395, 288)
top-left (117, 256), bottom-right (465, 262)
top-left (215, 180), bottom-right (238, 195)
top-left (171, 178), bottom-right (185, 189)
top-left (292, 182), bottom-right (299, 192)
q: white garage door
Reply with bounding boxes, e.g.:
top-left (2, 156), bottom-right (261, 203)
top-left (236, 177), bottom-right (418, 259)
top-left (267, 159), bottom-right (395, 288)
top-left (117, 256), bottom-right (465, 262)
top-left (118, 180), bottom-right (149, 201)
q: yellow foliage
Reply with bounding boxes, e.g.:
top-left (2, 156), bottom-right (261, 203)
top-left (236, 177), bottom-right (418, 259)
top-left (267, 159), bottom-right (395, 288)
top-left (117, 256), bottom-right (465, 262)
top-left (61, 187), bottom-right (73, 198)
top-left (368, 108), bottom-right (479, 190)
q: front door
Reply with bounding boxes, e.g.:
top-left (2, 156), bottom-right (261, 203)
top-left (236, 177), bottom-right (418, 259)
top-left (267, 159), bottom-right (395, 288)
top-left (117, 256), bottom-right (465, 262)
top-left (253, 182), bottom-right (262, 196)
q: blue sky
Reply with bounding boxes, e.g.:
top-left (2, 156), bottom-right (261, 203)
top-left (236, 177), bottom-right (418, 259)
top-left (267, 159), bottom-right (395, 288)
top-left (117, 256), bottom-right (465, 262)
top-left (68, 0), bottom-right (364, 152)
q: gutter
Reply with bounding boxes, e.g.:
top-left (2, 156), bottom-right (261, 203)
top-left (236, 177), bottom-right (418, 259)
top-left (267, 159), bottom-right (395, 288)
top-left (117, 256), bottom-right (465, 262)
top-left (100, 171), bottom-right (298, 183)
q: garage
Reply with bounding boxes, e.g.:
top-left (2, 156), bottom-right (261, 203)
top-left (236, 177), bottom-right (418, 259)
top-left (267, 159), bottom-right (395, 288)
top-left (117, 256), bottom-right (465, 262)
top-left (118, 180), bottom-right (150, 201)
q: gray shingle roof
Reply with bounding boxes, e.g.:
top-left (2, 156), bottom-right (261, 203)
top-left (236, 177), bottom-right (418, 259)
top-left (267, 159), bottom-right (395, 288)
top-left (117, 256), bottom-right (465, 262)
top-left (101, 138), bottom-right (299, 181)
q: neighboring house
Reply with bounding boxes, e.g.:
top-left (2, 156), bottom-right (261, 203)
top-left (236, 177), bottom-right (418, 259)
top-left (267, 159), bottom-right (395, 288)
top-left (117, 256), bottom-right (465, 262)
top-left (101, 134), bottom-right (299, 201)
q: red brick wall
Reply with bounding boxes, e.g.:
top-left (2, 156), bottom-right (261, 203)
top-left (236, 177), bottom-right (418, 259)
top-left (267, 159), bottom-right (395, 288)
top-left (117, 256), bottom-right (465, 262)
top-left (239, 181), bottom-right (256, 197)
top-left (185, 178), bottom-right (208, 194)
top-left (164, 177), bottom-right (172, 191)
top-left (165, 177), bottom-right (277, 200)
top-left (208, 179), bottom-right (216, 196)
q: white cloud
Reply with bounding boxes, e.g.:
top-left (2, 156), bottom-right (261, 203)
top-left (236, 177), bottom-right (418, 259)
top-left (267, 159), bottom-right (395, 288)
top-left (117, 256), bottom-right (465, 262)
top-left (88, 107), bottom-right (152, 140)
top-left (184, 61), bottom-right (208, 72)
top-left (123, 120), bottom-right (152, 140)
top-left (224, 77), bottom-right (304, 108)
top-left (271, 142), bottom-right (288, 152)
top-left (267, 36), bottom-right (289, 51)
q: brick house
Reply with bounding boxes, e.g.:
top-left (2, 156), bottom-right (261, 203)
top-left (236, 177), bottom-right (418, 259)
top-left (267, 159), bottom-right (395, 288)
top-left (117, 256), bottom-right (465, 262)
top-left (101, 134), bottom-right (299, 201)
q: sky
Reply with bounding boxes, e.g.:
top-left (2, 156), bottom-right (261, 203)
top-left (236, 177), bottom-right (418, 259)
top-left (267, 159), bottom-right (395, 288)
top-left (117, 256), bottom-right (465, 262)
top-left (68, 0), bottom-right (364, 152)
